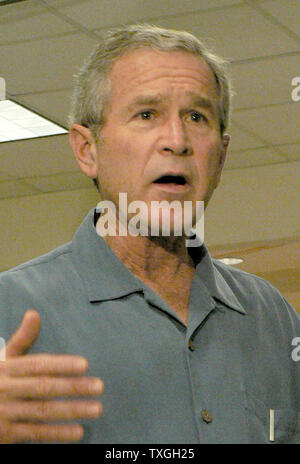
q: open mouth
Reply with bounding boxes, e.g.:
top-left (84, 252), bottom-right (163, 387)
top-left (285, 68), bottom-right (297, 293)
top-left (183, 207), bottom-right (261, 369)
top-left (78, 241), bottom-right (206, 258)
top-left (152, 174), bottom-right (190, 193)
top-left (153, 175), bottom-right (187, 186)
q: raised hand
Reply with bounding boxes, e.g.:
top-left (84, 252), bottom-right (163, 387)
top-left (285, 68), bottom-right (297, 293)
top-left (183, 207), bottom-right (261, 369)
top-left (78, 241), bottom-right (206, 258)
top-left (0, 310), bottom-right (103, 443)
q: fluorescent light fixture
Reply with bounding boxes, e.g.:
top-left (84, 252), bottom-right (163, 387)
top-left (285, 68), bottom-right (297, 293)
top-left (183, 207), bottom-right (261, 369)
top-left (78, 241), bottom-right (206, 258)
top-left (218, 257), bottom-right (244, 265)
top-left (0, 77), bottom-right (67, 143)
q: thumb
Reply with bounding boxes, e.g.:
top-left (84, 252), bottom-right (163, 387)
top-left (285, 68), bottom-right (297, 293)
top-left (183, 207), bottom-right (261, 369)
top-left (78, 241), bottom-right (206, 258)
top-left (5, 309), bottom-right (41, 358)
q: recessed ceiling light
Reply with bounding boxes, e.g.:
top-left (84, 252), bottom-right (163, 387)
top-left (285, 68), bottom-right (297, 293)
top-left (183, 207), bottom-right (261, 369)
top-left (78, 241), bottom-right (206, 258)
top-left (218, 257), bottom-right (244, 265)
top-left (0, 77), bottom-right (67, 142)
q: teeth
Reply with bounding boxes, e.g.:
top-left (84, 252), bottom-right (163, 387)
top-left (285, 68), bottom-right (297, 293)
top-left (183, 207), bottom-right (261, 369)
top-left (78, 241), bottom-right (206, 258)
top-left (154, 175), bottom-right (186, 184)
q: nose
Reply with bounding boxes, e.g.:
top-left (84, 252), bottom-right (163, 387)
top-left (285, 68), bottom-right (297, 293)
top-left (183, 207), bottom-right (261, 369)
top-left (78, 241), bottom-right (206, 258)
top-left (158, 114), bottom-right (192, 156)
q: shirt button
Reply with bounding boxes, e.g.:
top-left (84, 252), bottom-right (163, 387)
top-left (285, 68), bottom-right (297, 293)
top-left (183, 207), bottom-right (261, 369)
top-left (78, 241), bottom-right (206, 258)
top-left (201, 409), bottom-right (213, 423)
top-left (188, 339), bottom-right (195, 351)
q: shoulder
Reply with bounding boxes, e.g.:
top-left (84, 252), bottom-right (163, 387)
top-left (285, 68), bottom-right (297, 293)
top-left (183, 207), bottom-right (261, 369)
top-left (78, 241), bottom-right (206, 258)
top-left (212, 257), bottom-right (300, 327)
top-left (0, 242), bottom-right (72, 282)
top-left (0, 241), bottom-right (82, 340)
top-left (212, 257), bottom-right (277, 295)
top-left (0, 241), bottom-right (77, 304)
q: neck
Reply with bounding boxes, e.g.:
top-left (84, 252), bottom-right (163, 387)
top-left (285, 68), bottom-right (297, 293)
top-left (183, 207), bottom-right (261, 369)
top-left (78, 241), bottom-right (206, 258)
top-left (101, 230), bottom-right (195, 284)
top-left (96, 214), bottom-right (197, 326)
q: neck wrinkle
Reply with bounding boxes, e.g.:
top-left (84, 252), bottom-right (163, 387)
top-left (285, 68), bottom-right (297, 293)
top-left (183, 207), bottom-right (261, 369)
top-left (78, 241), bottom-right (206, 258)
top-left (101, 231), bottom-right (195, 285)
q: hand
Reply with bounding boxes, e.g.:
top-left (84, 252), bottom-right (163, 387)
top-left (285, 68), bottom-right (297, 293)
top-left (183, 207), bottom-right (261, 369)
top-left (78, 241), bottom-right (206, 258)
top-left (0, 310), bottom-right (104, 443)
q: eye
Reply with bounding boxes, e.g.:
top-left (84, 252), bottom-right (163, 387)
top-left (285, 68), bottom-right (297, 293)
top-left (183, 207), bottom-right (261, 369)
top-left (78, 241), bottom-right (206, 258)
top-left (189, 111), bottom-right (207, 123)
top-left (139, 111), bottom-right (153, 120)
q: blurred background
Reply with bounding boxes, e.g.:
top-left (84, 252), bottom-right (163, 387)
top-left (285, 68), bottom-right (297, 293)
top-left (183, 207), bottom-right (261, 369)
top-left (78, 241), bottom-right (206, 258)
top-left (0, 0), bottom-right (299, 312)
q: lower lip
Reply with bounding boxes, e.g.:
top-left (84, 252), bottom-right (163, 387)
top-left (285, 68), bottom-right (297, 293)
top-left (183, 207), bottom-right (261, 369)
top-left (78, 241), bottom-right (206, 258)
top-left (152, 182), bottom-right (190, 193)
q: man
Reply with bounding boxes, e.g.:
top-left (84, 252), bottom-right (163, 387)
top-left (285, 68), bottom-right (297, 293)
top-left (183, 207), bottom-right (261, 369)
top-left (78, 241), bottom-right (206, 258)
top-left (0, 24), bottom-right (299, 444)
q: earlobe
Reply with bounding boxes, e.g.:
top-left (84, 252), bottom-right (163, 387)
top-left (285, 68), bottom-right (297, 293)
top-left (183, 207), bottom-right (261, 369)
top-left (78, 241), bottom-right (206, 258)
top-left (222, 133), bottom-right (230, 151)
top-left (69, 124), bottom-right (98, 179)
top-left (214, 133), bottom-right (230, 189)
top-left (219, 133), bottom-right (230, 168)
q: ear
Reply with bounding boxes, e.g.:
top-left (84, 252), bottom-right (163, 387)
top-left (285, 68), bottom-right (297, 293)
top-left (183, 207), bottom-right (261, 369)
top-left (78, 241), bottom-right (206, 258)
top-left (69, 124), bottom-right (98, 179)
top-left (221, 133), bottom-right (230, 162)
top-left (214, 133), bottom-right (230, 188)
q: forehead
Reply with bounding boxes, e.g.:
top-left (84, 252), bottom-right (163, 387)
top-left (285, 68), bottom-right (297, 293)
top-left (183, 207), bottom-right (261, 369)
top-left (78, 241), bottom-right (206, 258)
top-left (108, 48), bottom-right (219, 101)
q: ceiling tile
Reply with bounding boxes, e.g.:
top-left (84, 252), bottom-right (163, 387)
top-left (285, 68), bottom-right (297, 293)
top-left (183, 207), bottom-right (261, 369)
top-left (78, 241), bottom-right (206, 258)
top-left (0, 134), bottom-right (77, 178)
top-left (0, 11), bottom-right (75, 44)
top-left (206, 161), bottom-right (300, 245)
top-left (225, 121), bottom-right (264, 151)
top-left (17, 89), bottom-right (73, 128)
top-left (280, 291), bottom-right (300, 313)
top-left (277, 143), bottom-right (300, 161)
top-left (231, 54), bottom-right (300, 109)
top-left (25, 172), bottom-right (92, 193)
top-left (1, 33), bottom-right (98, 95)
top-left (260, 0), bottom-right (300, 36)
top-left (0, 172), bottom-right (13, 182)
top-left (0, 0), bottom-right (44, 22)
top-left (152, 4), bottom-right (299, 61)
top-left (50, 0), bottom-right (243, 30)
top-left (211, 239), bottom-right (300, 273)
top-left (43, 0), bottom-right (85, 5)
top-left (257, 268), bottom-right (300, 293)
top-left (0, 179), bottom-right (41, 200)
top-left (233, 103), bottom-right (300, 145)
top-left (225, 147), bottom-right (286, 170)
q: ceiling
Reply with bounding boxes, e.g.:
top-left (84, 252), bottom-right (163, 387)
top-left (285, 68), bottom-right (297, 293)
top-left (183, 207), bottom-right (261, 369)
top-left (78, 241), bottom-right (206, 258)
top-left (0, 0), bottom-right (299, 311)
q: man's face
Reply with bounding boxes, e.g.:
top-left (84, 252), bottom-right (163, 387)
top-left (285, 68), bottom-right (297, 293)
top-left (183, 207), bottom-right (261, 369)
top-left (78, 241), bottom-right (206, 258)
top-left (91, 48), bottom-right (229, 232)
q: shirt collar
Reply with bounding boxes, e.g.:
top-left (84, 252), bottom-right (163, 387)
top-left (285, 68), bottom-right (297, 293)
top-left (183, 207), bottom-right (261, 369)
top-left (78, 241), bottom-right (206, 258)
top-left (72, 208), bottom-right (245, 314)
top-left (72, 209), bottom-right (143, 301)
top-left (191, 244), bottom-right (246, 314)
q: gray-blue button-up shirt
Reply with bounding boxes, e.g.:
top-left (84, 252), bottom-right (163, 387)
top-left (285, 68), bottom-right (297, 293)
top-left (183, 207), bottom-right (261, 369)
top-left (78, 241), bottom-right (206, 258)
top-left (0, 209), bottom-right (299, 444)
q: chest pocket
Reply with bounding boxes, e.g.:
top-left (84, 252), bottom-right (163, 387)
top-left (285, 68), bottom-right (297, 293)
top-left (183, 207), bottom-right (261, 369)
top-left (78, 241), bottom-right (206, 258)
top-left (245, 391), bottom-right (300, 444)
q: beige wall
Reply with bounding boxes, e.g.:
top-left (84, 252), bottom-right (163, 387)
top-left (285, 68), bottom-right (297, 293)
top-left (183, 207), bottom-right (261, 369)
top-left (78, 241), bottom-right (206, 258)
top-left (0, 187), bottom-right (99, 271)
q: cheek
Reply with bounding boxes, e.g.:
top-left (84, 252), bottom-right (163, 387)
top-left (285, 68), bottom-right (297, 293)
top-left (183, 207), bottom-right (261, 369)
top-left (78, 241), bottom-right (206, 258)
top-left (96, 137), bottom-right (141, 194)
top-left (195, 142), bottom-right (221, 175)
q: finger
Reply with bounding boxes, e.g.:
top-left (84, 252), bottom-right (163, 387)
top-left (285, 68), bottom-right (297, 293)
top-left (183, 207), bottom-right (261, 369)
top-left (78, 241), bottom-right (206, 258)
top-left (0, 400), bottom-right (102, 422)
top-left (6, 310), bottom-right (41, 357)
top-left (0, 376), bottom-right (104, 399)
top-left (2, 421), bottom-right (84, 444)
top-left (5, 354), bottom-right (89, 377)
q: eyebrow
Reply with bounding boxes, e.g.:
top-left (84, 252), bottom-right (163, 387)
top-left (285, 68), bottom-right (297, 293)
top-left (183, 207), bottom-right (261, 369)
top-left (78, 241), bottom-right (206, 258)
top-left (185, 92), bottom-right (217, 114)
top-left (127, 95), bottom-right (162, 112)
top-left (127, 92), bottom-right (216, 114)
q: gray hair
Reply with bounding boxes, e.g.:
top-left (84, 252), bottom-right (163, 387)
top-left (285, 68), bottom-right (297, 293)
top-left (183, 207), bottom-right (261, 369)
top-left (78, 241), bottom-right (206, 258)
top-left (68, 23), bottom-right (233, 140)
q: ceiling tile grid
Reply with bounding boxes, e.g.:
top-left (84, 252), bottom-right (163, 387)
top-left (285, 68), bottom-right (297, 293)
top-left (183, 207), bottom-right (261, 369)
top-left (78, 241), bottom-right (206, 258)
top-left (0, 0), bottom-right (299, 199)
top-left (0, 9), bottom-right (76, 44)
top-left (256, 0), bottom-right (300, 37)
top-left (1, 33), bottom-right (98, 95)
top-left (23, 171), bottom-right (93, 193)
top-left (232, 103), bottom-right (300, 145)
top-left (153, 6), bottom-right (299, 61)
top-left (45, 0), bottom-right (245, 31)
top-left (0, 134), bottom-right (77, 178)
top-left (230, 54), bottom-right (300, 110)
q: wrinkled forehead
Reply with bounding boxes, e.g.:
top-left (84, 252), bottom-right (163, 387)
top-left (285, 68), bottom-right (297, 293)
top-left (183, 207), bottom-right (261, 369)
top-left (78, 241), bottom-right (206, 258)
top-left (108, 48), bottom-right (220, 101)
